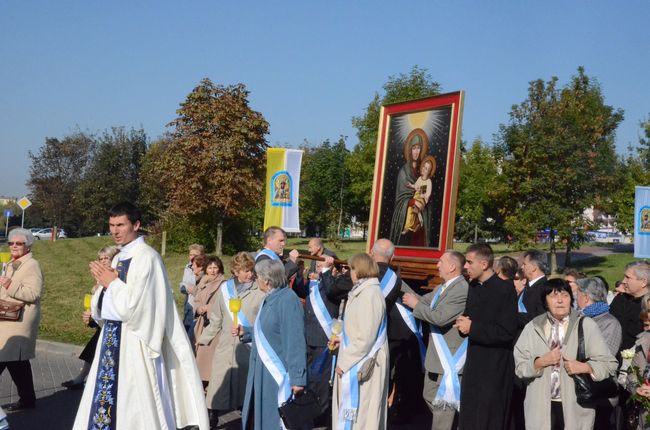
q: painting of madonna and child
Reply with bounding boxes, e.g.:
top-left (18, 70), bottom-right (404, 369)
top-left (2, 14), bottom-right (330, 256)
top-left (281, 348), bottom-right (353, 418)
top-left (369, 92), bottom-right (464, 260)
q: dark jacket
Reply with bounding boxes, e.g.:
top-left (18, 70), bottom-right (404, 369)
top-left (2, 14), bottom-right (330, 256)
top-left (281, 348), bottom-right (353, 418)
top-left (304, 270), bottom-right (339, 347)
top-left (610, 292), bottom-right (645, 352)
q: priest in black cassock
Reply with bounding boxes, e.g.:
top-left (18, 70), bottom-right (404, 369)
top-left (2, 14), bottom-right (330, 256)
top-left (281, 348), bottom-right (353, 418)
top-left (454, 243), bottom-right (517, 430)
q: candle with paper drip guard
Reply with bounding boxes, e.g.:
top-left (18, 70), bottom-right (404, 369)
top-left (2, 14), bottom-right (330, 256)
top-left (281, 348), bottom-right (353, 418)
top-left (229, 298), bottom-right (242, 327)
top-left (0, 252), bottom-right (11, 276)
top-left (329, 319), bottom-right (342, 350)
top-left (84, 294), bottom-right (92, 312)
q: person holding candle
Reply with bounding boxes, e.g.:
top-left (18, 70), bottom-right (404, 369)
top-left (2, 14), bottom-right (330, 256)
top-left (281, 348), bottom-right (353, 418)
top-left (0, 228), bottom-right (43, 412)
top-left (197, 252), bottom-right (264, 428)
top-left (62, 245), bottom-right (119, 390)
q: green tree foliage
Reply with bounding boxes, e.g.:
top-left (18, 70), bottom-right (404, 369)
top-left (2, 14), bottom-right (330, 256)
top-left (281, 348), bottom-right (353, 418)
top-left (455, 138), bottom-right (504, 242)
top-left (74, 127), bottom-right (148, 236)
top-left (348, 66), bottom-right (441, 232)
top-left (156, 78), bottom-right (269, 254)
top-left (300, 137), bottom-right (350, 237)
top-left (637, 116), bottom-right (650, 170)
top-left (27, 131), bottom-right (94, 234)
top-left (496, 67), bottom-right (624, 269)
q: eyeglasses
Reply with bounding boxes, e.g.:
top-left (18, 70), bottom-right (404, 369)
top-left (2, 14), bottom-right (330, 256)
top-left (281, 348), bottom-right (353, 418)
top-left (8, 241), bottom-right (26, 246)
top-left (98, 256), bottom-right (111, 261)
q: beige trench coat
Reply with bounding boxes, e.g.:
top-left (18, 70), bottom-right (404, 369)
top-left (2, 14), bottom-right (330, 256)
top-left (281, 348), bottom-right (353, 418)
top-left (198, 280), bottom-right (264, 410)
top-left (332, 277), bottom-right (389, 430)
top-left (193, 274), bottom-right (224, 381)
top-left (0, 252), bottom-right (44, 362)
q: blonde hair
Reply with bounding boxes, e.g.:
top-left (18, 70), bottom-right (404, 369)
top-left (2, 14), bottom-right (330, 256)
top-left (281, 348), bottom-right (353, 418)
top-left (97, 245), bottom-right (119, 260)
top-left (188, 244), bottom-right (204, 253)
top-left (231, 251), bottom-right (255, 275)
top-left (348, 253), bottom-right (379, 279)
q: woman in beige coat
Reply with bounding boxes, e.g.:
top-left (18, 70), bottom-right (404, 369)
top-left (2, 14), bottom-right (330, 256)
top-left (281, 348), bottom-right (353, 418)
top-left (193, 255), bottom-right (225, 386)
top-left (331, 253), bottom-right (388, 430)
top-left (197, 252), bottom-right (264, 427)
top-left (0, 228), bottom-right (43, 411)
top-left (514, 279), bottom-right (617, 430)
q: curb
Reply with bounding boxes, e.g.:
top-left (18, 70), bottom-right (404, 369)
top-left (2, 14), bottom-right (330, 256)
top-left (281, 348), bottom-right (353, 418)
top-left (35, 339), bottom-right (83, 357)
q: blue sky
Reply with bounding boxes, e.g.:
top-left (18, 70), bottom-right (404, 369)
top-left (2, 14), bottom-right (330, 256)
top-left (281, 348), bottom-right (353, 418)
top-left (1, 0), bottom-right (648, 197)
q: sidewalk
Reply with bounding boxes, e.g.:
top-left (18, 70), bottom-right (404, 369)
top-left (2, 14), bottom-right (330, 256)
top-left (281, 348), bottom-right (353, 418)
top-left (1, 340), bottom-right (429, 429)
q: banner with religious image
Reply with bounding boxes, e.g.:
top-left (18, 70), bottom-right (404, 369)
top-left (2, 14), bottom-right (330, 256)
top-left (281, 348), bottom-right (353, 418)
top-left (634, 186), bottom-right (650, 258)
top-left (263, 148), bottom-right (303, 233)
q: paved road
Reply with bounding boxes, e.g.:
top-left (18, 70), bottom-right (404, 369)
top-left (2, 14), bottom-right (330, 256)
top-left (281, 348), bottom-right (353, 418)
top-left (1, 340), bottom-right (428, 429)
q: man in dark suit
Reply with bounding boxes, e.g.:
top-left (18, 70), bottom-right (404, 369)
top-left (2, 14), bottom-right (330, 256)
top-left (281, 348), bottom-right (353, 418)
top-left (519, 249), bottom-right (548, 322)
top-left (306, 238), bottom-right (337, 277)
top-left (402, 250), bottom-right (469, 430)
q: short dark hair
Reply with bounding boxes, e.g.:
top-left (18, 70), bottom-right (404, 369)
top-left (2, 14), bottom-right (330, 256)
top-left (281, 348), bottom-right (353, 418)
top-left (466, 243), bottom-right (494, 267)
top-left (206, 255), bottom-right (224, 274)
top-left (263, 226), bottom-right (285, 245)
top-left (496, 256), bottom-right (518, 281)
top-left (541, 278), bottom-right (574, 310)
top-left (109, 202), bottom-right (142, 224)
top-left (193, 254), bottom-right (208, 271)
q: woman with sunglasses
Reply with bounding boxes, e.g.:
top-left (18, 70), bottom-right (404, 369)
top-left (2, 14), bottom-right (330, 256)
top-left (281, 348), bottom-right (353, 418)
top-left (0, 228), bottom-right (43, 411)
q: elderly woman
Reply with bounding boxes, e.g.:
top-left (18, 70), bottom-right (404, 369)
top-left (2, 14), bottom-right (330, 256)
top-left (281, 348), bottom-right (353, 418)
top-left (198, 252), bottom-right (265, 427)
top-left (62, 245), bottom-right (119, 390)
top-left (240, 259), bottom-right (307, 430)
top-left (192, 255), bottom-right (225, 387)
top-left (331, 253), bottom-right (389, 430)
top-left (0, 228), bottom-right (43, 411)
top-left (514, 279), bottom-right (617, 429)
top-left (575, 277), bottom-right (622, 429)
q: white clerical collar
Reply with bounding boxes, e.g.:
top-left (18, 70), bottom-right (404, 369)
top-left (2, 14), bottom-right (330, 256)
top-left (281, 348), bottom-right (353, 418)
top-left (529, 275), bottom-right (545, 287)
top-left (443, 275), bottom-right (462, 289)
top-left (117, 236), bottom-right (145, 260)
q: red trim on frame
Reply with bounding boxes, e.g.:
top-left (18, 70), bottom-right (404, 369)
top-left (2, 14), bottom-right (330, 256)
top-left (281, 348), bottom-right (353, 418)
top-left (368, 92), bottom-right (463, 260)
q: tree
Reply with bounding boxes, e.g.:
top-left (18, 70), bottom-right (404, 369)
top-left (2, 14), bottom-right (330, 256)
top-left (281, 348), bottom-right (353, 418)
top-left (347, 66), bottom-right (441, 236)
top-left (27, 131), bottom-right (94, 235)
top-left (455, 138), bottom-right (505, 242)
top-left (496, 67), bottom-right (624, 270)
top-left (74, 127), bottom-right (148, 235)
top-left (300, 137), bottom-right (350, 237)
top-left (637, 115), bottom-right (650, 169)
top-left (156, 78), bottom-right (269, 254)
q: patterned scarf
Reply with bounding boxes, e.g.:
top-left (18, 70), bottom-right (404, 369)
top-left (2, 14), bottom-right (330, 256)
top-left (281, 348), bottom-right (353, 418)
top-left (547, 313), bottom-right (569, 400)
top-left (581, 301), bottom-right (609, 318)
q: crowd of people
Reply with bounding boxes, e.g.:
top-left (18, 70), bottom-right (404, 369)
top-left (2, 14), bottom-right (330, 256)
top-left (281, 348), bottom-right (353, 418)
top-left (1, 204), bottom-right (650, 430)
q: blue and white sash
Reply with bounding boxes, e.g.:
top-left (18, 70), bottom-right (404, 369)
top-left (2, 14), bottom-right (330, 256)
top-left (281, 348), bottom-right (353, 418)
top-left (221, 279), bottom-right (253, 327)
top-left (395, 301), bottom-right (427, 368)
top-left (254, 302), bottom-right (292, 428)
top-left (309, 279), bottom-right (333, 338)
top-left (517, 288), bottom-right (527, 313)
top-left (428, 283), bottom-right (467, 411)
top-left (337, 314), bottom-right (387, 429)
top-left (256, 248), bottom-right (280, 261)
top-left (380, 268), bottom-right (398, 298)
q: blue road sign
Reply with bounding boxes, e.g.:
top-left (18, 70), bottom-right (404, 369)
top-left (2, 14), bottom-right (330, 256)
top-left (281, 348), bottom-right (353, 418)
top-left (3, 209), bottom-right (11, 218)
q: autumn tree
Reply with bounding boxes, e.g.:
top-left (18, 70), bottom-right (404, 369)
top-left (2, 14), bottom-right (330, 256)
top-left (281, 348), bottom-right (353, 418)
top-left (496, 67), bottom-right (624, 269)
top-left (300, 137), bottom-right (350, 237)
top-left (347, 66), bottom-right (441, 236)
top-left (157, 78), bottom-right (269, 254)
top-left (27, 131), bottom-right (94, 235)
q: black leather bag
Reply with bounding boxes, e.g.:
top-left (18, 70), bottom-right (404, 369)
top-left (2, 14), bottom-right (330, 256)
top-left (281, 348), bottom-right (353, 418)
top-left (573, 317), bottom-right (618, 406)
top-left (278, 389), bottom-right (321, 429)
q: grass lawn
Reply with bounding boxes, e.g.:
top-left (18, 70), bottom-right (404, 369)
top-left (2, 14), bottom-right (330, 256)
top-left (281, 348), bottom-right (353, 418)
top-left (5, 237), bottom-right (636, 345)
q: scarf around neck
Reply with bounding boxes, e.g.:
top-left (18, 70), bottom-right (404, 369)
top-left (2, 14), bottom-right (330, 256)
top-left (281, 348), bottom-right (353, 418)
top-left (581, 301), bottom-right (609, 318)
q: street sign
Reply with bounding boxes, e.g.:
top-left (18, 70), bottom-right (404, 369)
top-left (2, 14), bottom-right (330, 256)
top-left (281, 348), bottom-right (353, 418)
top-left (3, 209), bottom-right (11, 218)
top-left (17, 197), bottom-right (31, 210)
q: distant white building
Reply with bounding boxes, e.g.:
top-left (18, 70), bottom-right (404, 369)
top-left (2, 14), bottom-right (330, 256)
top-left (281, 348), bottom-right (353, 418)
top-left (0, 197), bottom-right (15, 206)
top-left (583, 207), bottom-right (631, 243)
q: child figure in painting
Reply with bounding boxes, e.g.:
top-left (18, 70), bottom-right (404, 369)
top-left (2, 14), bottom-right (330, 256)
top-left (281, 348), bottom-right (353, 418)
top-left (402, 155), bottom-right (436, 234)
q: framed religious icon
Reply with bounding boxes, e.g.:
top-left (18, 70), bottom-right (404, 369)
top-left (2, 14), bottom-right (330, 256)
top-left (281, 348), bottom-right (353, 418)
top-left (367, 92), bottom-right (464, 287)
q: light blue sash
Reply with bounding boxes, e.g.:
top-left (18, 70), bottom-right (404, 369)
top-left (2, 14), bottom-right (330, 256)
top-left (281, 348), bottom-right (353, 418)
top-left (337, 313), bottom-right (387, 429)
top-left (308, 279), bottom-right (333, 338)
top-left (518, 288), bottom-right (527, 313)
top-left (256, 248), bottom-right (280, 261)
top-left (380, 268), bottom-right (398, 298)
top-left (253, 301), bottom-right (292, 428)
top-left (395, 301), bottom-right (427, 368)
top-left (428, 282), bottom-right (467, 410)
top-left (221, 279), bottom-right (252, 327)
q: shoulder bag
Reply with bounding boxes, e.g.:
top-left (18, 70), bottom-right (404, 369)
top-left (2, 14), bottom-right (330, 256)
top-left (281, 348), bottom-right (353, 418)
top-left (573, 317), bottom-right (618, 406)
top-left (278, 389), bottom-right (321, 429)
top-left (0, 299), bottom-right (24, 321)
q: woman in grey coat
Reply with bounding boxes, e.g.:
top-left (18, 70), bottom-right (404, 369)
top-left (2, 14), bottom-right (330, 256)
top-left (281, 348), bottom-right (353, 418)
top-left (514, 279), bottom-right (618, 430)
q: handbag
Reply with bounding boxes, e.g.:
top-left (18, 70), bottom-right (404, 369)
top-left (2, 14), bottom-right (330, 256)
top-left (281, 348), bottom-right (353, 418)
top-left (0, 299), bottom-right (24, 321)
top-left (573, 317), bottom-right (618, 406)
top-left (278, 389), bottom-right (321, 429)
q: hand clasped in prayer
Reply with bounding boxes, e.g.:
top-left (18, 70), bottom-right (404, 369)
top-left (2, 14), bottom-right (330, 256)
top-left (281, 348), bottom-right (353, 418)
top-left (454, 315), bottom-right (472, 335)
top-left (89, 260), bottom-right (118, 288)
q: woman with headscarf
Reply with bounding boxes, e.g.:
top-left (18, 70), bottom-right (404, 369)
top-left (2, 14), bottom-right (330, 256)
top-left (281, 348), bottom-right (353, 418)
top-left (0, 228), bottom-right (43, 411)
